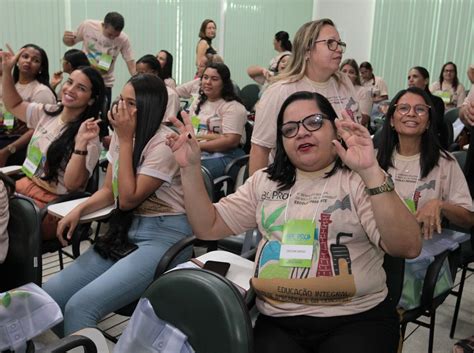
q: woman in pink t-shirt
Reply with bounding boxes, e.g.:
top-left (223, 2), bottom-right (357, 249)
top-left (430, 62), bottom-right (466, 110)
top-left (190, 62), bottom-right (247, 179)
top-left (167, 91), bottom-right (421, 353)
top-left (43, 74), bottom-right (192, 336)
top-left (1, 49), bottom-right (105, 239)
top-left (156, 50), bottom-right (176, 89)
top-left (377, 87), bottom-right (473, 239)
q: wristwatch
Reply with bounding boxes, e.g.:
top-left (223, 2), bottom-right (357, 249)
top-left (365, 173), bottom-right (394, 196)
top-left (6, 144), bottom-right (16, 155)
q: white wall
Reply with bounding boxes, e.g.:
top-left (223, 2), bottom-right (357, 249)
top-left (313, 0), bottom-right (376, 65)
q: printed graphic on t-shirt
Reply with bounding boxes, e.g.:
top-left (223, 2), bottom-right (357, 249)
top-left (253, 193), bottom-right (356, 305)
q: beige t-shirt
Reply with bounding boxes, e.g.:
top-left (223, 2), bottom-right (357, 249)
top-left (252, 74), bottom-right (361, 151)
top-left (430, 81), bottom-right (467, 108)
top-left (389, 151), bottom-right (473, 212)
top-left (163, 86), bottom-right (180, 122)
top-left (25, 103), bottom-right (100, 195)
top-left (214, 166), bottom-right (387, 317)
top-left (74, 20), bottom-right (134, 87)
top-left (175, 79), bottom-right (200, 99)
top-left (189, 98), bottom-right (247, 145)
top-left (269, 51), bottom-right (292, 72)
top-left (164, 78), bottom-right (177, 90)
top-left (0, 180), bottom-right (9, 264)
top-left (355, 85), bottom-right (373, 116)
top-left (106, 126), bottom-right (185, 216)
top-left (362, 76), bottom-right (389, 100)
top-left (1, 80), bottom-right (56, 132)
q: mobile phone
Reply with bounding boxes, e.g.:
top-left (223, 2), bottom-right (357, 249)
top-left (110, 243), bottom-right (138, 259)
top-left (203, 260), bottom-right (230, 277)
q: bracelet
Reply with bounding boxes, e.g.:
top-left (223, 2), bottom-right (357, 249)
top-left (73, 149), bottom-right (88, 156)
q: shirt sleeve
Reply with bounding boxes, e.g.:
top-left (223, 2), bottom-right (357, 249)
top-left (120, 34), bottom-right (134, 62)
top-left (25, 102), bottom-right (46, 129)
top-left (441, 156), bottom-right (473, 211)
top-left (214, 171), bottom-right (260, 234)
top-left (164, 89), bottom-right (180, 122)
top-left (377, 77), bottom-right (389, 97)
top-left (74, 21), bottom-right (85, 43)
top-left (221, 101), bottom-right (246, 136)
top-left (31, 85), bottom-right (56, 105)
top-left (176, 80), bottom-right (196, 99)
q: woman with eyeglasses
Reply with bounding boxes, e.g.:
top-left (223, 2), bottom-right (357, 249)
top-left (430, 62), bottom-right (466, 110)
top-left (249, 18), bottom-right (361, 175)
top-left (167, 91), bottom-right (421, 353)
top-left (377, 87), bottom-right (473, 239)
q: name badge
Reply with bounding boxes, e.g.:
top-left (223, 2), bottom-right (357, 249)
top-left (405, 198), bottom-right (416, 214)
top-left (97, 53), bottom-right (113, 72)
top-left (3, 111), bottom-right (15, 129)
top-left (21, 143), bottom-right (43, 178)
top-left (280, 219), bottom-right (316, 268)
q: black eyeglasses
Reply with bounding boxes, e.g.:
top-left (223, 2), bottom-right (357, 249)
top-left (313, 39), bottom-right (346, 53)
top-left (281, 114), bottom-right (328, 138)
top-left (394, 103), bottom-right (430, 117)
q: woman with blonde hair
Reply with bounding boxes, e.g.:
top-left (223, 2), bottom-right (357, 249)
top-left (249, 18), bottom-right (361, 175)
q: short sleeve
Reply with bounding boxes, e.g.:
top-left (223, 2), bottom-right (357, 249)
top-left (221, 101), bottom-right (246, 136)
top-left (456, 84), bottom-right (467, 108)
top-left (378, 78), bottom-right (389, 97)
top-left (120, 34), bottom-right (134, 62)
top-left (214, 172), bottom-right (260, 234)
top-left (74, 21), bottom-right (86, 43)
top-left (31, 86), bottom-right (56, 105)
top-left (25, 103), bottom-right (46, 129)
top-left (441, 156), bottom-right (473, 211)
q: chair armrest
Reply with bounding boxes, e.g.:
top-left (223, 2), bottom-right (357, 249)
top-left (40, 192), bottom-right (91, 220)
top-left (153, 235), bottom-right (197, 279)
top-left (36, 335), bottom-right (97, 353)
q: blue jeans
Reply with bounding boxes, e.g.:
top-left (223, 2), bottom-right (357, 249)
top-left (43, 214), bottom-right (192, 336)
top-left (201, 147), bottom-right (245, 179)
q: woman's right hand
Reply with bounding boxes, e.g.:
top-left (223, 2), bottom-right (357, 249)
top-left (57, 208), bottom-right (82, 247)
top-left (1, 45), bottom-right (23, 73)
top-left (166, 112), bottom-right (201, 168)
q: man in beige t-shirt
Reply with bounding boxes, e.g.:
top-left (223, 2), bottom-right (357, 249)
top-left (63, 12), bottom-right (136, 107)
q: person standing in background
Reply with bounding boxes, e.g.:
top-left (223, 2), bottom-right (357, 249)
top-left (269, 31), bottom-right (292, 72)
top-left (196, 19), bottom-right (217, 68)
top-left (63, 11), bottom-right (136, 110)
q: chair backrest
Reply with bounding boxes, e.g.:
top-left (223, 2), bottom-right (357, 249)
top-left (452, 150), bottom-right (467, 172)
top-left (0, 195), bottom-right (42, 291)
top-left (224, 154), bottom-right (249, 193)
top-left (444, 107), bottom-right (460, 124)
top-left (201, 165), bottom-right (215, 200)
top-left (242, 120), bottom-right (254, 154)
top-left (144, 268), bottom-right (253, 353)
top-left (383, 254), bottom-right (405, 308)
top-left (240, 84), bottom-right (260, 112)
top-left (232, 81), bottom-right (241, 98)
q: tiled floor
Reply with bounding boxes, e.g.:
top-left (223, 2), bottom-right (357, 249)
top-left (36, 239), bottom-right (474, 353)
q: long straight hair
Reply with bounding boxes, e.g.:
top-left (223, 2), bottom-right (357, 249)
top-left (439, 61), bottom-right (459, 91)
top-left (376, 87), bottom-right (452, 179)
top-left (159, 50), bottom-right (173, 80)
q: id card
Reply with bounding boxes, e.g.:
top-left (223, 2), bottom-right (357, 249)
top-left (279, 219), bottom-right (316, 268)
top-left (97, 53), bottom-right (113, 72)
top-left (3, 111), bottom-right (15, 130)
top-left (112, 161), bottom-right (119, 200)
top-left (21, 143), bottom-right (43, 178)
top-left (405, 198), bottom-right (416, 214)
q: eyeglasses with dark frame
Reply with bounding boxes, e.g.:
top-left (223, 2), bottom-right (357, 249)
top-left (281, 113), bottom-right (329, 138)
top-left (313, 39), bottom-right (347, 53)
top-left (394, 103), bottom-right (431, 117)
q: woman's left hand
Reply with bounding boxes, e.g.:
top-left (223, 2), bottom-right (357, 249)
top-left (332, 111), bottom-right (377, 173)
top-left (108, 99), bottom-right (136, 141)
top-left (415, 199), bottom-right (443, 239)
top-left (76, 118), bottom-right (100, 145)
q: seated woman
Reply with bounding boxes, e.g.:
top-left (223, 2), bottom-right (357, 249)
top-left (156, 49), bottom-right (176, 89)
top-left (340, 59), bottom-right (372, 127)
top-left (43, 73), bottom-right (193, 336)
top-left (167, 91), bottom-right (421, 353)
top-left (136, 54), bottom-right (180, 121)
top-left (377, 87), bottom-right (473, 238)
top-left (0, 172), bottom-right (14, 264)
top-left (1, 49), bottom-right (104, 240)
top-left (430, 62), bottom-right (466, 111)
top-left (0, 44), bottom-right (56, 167)
top-left (247, 53), bottom-right (291, 87)
top-left (407, 66), bottom-right (448, 149)
top-left (189, 62), bottom-right (246, 179)
top-left (51, 49), bottom-right (90, 91)
top-left (268, 31), bottom-right (292, 72)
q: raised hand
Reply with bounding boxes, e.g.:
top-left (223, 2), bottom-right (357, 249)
top-left (108, 99), bottom-right (136, 141)
top-left (76, 118), bottom-right (100, 144)
top-left (332, 110), bottom-right (377, 174)
top-left (51, 71), bottom-right (63, 89)
top-left (1, 44), bottom-right (23, 73)
top-left (166, 112), bottom-right (201, 168)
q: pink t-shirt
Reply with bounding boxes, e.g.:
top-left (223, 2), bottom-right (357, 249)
top-left (106, 125), bottom-right (185, 216)
top-left (176, 79), bottom-right (200, 99)
top-left (430, 81), bottom-right (467, 109)
top-left (163, 86), bottom-right (180, 122)
top-left (389, 151), bottom-right (473, 213)
top-left (362, 76), bottom-right (389, 100)
top-left (252, 74), bottom-right (361, 151)
top-left (354, 85), bottom-right (373, 116)
top-left (164, 78), bottom-right (177, 90)
top-left (189, 98), bottom-right (247, 144)
top-left (214, 165), bottom-right (387, 317)
top-left (74, 20), bottom-right (134, 87)
top-left (25, 103), bottom-right (100, 195)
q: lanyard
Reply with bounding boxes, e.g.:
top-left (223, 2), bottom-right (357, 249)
top-left (394, 158), bottom-right (421, 200)
top-left (283, 178), bottom-right (329, 224)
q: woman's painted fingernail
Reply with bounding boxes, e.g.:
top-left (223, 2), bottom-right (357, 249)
top-left (187, 133), bottom-right (192, 139)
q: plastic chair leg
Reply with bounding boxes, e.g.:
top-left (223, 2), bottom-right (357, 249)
top-left (450, 265), bottom-right (467, 338)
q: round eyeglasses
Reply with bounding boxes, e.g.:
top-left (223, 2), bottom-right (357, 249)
top-left (394, 103), bottom-right (430, 117)
top-left (281, 113), bottom-right (328, 138)
top-left (313, 39), bottom-right (346, 53)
